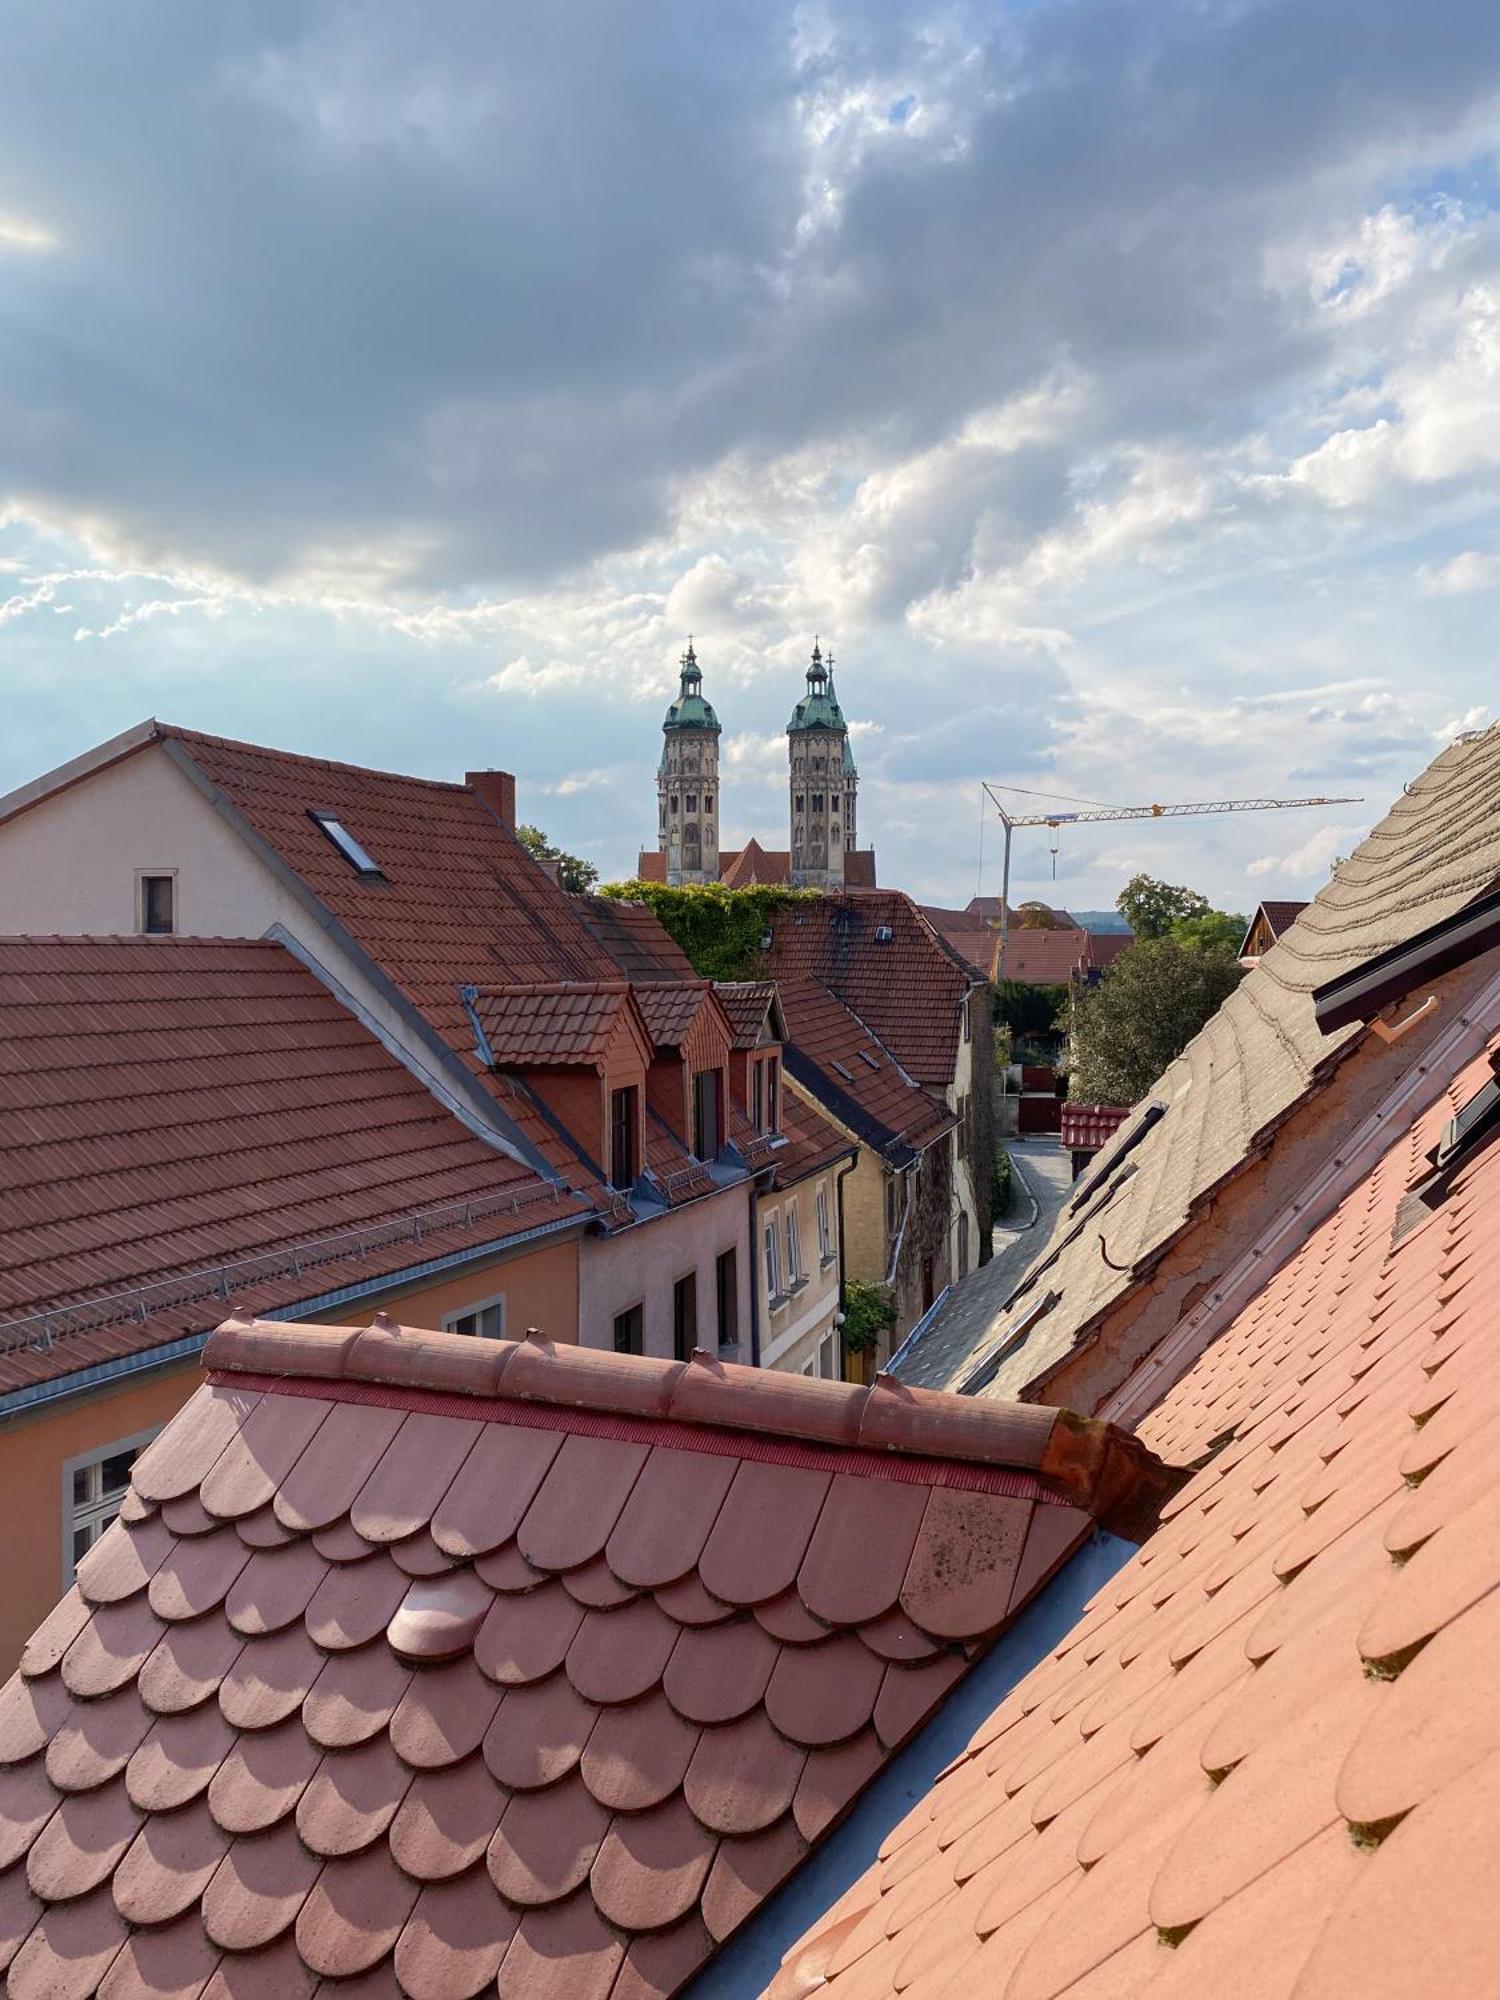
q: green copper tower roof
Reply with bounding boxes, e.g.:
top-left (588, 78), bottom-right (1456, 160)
top-left (787, 640), bottom-right (849, 734)
top-left (661, 641), bottom-right (721, 733)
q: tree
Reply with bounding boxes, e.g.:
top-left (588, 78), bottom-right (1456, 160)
top-left (1170, 909), bottom-right (1247, 955)
top-left (516, 824), bottom-right (599, 894)
top-left (1116, 873), bottom-right (1210, 939)
top-left (1016, 901), bottom-right (1069, 930)
top-left (596, 880), bottom-right (818, 979)
top-left (1070, 937), bottom-right (1245, 1104)
top-left (992, 980), bottom-right (1069, 1042)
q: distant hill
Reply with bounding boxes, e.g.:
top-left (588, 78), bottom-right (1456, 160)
top-left (1066, 909), bottom-right (1134, 934)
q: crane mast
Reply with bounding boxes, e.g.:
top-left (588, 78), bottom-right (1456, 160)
top-left (980, 783), bottom-right (1363, 983)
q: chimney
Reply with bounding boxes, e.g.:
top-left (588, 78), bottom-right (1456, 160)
top-left (468, 769), bottom-right (516, 831)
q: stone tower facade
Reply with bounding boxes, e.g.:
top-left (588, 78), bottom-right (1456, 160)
top-left (788, 642), bottom-right (858, 891)
top-left (656, 641), bottom-right (721, 886)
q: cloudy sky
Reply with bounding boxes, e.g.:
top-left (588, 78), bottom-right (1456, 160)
top-left (3, 1), bottom-right (1499, 910)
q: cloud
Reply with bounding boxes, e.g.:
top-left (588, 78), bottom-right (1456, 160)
top-left (5, 1), bottom-right (1500, 906)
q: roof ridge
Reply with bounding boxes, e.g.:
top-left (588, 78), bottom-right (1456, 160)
top-left (160, 722), bottom-right (472, 794)
top-left (206, 1314), bottom-right (1176, 1531)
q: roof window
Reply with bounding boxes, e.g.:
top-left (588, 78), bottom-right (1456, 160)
top-left (308, 812), bottom-right (383, 876)
top-left (830, 1060), bottom-right (855, 1082)
top-left (1394, 1055), bottom-right (1500, 1243)
top-left (874, 925), bottom-right (894, 943)
top-left (858, 1051), bottom-right (881, 1071)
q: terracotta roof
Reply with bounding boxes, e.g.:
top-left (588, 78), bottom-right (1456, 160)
top-left (149, 728), bottom-right (745, 1227)
top-left (771, 894), bottom-right (971, 1088)
top-left (920, 909), bottom-right (998, 983)
top-left (156, 724), bottom-right (619, 1068)
top-left (720, 841), bottom-right (791, 888)
top-left (715, 981), bottom-right (779, 1051)
top-left (776, 977), bottom-right (956, 1163)
top-left (572, 899), bottom-right (696, 983)
top-left (632, 982), bottom-right (719, 1053)
top-left (0, 1315), bottom-right (1173, 1997)
top-left (0, 937), bottom-right (582, 1395)
top-left (774, 1023), bottom-right (1500, 2000)
top-left (986, 722), bottom-right (1500, 1401)
top-left (1059, 1103), bottom-right (1133, 1152)
top-left (997, 927), bottom-right (1092, 985)
top-left (767, 1087), bottom-right (858, 1190)
top-left (633, 850), bottom-right (669, 884)
top-left (465, 984), bottom-right (641, 1068)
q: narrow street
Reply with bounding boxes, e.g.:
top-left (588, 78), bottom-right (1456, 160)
top-left (892, 1135), bottom-right (1074, 1391)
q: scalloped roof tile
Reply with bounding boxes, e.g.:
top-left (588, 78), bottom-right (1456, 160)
top-left (773, 1026), bottom-right (1500, 2000)
top-left (0, 1315), bottom-right (1172, 1996)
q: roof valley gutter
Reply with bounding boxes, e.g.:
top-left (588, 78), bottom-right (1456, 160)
top-left (0, 1210), bottom-right (588, 1425)
top-left (1100, 951), bottom-right (1500, 1429)
top-left (159, 739), bottom-right (556, 1182)
top-left (687, 1529), bottom-right (1135, 1996)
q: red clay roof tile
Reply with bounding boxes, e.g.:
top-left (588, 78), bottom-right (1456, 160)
top-left (0, 1311), bottom-right (1165, 1996)
top-left (773, 1025), bottom-right (1500, 2000)
top-left (0, 938), bottom-right (585, 1395)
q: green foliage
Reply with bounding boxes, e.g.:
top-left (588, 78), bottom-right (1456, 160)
top-left (992, 979), bottom-right (1070, 1040)
top-left (1071, 937), bottom-right (1245, 1105)
top-left (1170, 909), bottom-right (1247, 954)
top-left (992, 1022), bottom-right (1014, 1076)
top-left (596, 880), bottom-right (819, 979)
top-left (516, 824), bottom-right (599, 894)
top-left (991, 1147), bottom-right (1012, 1216)
top-left (1016, 901), bottom-right (1068, 930)
top-left (842, 1278), bottom-right (898, 1355)
top-left (1116, 873), bottom-right (1210, 939)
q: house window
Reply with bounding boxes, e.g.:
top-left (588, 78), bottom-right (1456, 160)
top-left (752, 1055), bottom-right (781, 1135)
top-left (139, 873), bottom-right (175, 935)
top-left (610, 1086), bottom-right (639, 1190)
top-left (443, 1294), bottom-right (506, 1339)
top-left (613, 1303), bottom-right (644, 1355)
top-left (818, 1328), bottom-right (839, 1379)
top-left (764, 1223), bottom-right (783, 1303)
top-left (672, 1273), bottom-right (698, 1362)
top-left (816, 1186), bottom-right (833, 1263)
top-left (693, 1069), bottom-right (722, 1160)
top-left (716, 1248), bottom-right (739, 1348)
top-left (308, 812), bottom-right (382, 876)
top-left (64, 1431), bottom-right (157, 1579)
top-left (786, 1207), bottom-right (802, 1285)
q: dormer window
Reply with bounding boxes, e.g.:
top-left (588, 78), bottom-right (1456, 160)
top-left (308, 812), bottom-right (382, 876)
top-left (609, 1086), bottom-right (639, 1190)
top-left (693, 1069), bottom-right (722, 1160)
top-left (752, 1053), bottom-right (781, 1134)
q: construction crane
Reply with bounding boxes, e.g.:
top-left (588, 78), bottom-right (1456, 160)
top-left (981, 782), bottom-right (1364, 984)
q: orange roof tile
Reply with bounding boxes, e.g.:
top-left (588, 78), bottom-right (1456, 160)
top-left (776, 976), bottom-right (956, 1162)
top-left (774, 1029), bottom-right (1500, 2000)
top-left (0, 1317), bottom-right (1172, 1995)
top-left (467, 983), bottom-right (637, 1067)
top-left (770, 894), bottom-right (972, 1087)
top-left (0, 937), bottom-right (583, 1395)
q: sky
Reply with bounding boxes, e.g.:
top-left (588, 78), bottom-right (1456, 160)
top-left (3, 0), bottom-right (1499, 912)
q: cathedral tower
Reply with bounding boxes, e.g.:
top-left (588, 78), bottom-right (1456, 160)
top-left (657, 641), bottom-right (721, 885)
top-left (788, 641), bottom-right (857, 890)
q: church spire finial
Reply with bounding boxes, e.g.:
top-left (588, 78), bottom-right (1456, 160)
top-left (680, 636), bottom-right (700, 686)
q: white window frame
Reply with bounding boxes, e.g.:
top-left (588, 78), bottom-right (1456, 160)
top-left (816, 1186), bottom-right (833, 1263)
top-left (818, 1328), bottom-right (839, 1379)
top-left (61, 1427), bottom-right (160, 1585)
top-left (135, 868), bottom-right (177, 936)
top-left (785, 1207), bottom-right (802, 1285)
top-left (763, 1221), bottom-right (783, 1303)
top-left (442, 1291), bottom-right (508, 1340)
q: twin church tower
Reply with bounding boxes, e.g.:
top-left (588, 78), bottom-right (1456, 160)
top-left (640, 641), bottom-right (873, 891)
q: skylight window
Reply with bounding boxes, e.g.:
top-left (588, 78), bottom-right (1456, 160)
top-left (830, 1060), bottom-right (854, 1082)
top-left (858, 1050), bottom-right (881, 1071)
top-left (308, 812), bottom-right (383, 876)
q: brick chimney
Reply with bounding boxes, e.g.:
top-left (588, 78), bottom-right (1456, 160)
top-left (467, 769), bottom-right (516, 831)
